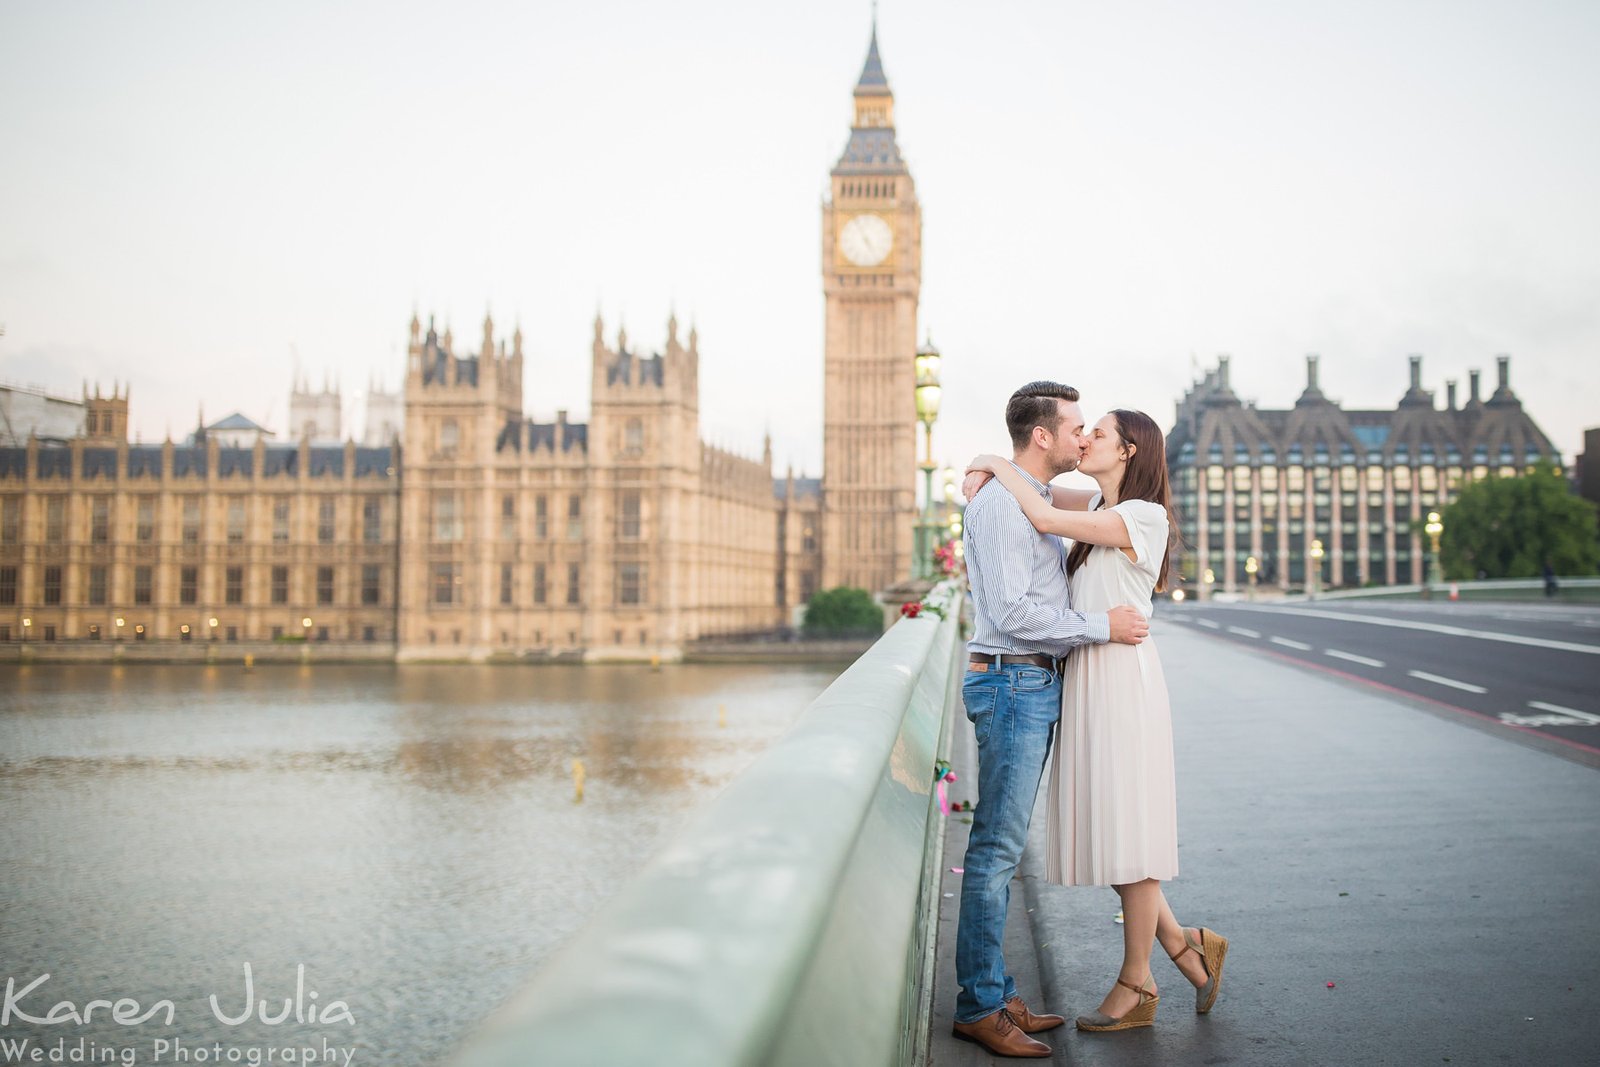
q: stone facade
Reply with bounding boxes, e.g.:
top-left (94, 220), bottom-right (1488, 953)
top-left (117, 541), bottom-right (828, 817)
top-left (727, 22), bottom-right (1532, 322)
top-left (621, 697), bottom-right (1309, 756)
top-left (1167, 354), bottom-right (1563, 596)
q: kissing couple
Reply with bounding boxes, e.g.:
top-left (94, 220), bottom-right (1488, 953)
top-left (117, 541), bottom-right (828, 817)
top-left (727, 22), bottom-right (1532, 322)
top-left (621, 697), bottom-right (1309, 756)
top-left (950, 381), bottom-right (1229, 1058)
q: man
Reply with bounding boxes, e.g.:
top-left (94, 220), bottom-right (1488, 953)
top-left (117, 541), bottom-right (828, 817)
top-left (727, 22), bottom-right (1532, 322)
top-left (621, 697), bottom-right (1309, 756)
top-left (951, 381), bottom-right (1149, 1058)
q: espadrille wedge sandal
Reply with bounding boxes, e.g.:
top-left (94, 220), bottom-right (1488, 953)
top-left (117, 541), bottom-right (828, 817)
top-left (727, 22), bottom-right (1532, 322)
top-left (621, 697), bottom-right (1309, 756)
top-left (1170, 926), bottom-right (1229, 1014)
top-left (1075, 976), bottom-right (1159, 1032)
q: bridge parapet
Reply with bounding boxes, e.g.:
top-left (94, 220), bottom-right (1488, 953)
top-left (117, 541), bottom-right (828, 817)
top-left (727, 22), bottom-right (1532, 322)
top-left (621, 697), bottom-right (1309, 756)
top-left (451, 580), bottom-right (965, 1067)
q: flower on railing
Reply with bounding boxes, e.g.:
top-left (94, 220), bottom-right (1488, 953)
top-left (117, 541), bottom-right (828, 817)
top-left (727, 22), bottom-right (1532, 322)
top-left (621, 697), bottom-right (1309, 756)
top-left (899, 601), bottom-right (922, 618)
top-left (933, 538), bottom-right (962, 577)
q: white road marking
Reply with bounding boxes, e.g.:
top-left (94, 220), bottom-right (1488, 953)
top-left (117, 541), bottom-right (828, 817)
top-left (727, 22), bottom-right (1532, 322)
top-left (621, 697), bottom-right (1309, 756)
top-left (1326, 649), bottom-right (1385, 668)
top-left (1211, 606), bottom-right (1600, 656)
top-left (1197, 619), bottom-right (1220, 630)
top-left (1270, 637), bottom-right (1313, 651)
top-left (1527, 701), bottom-right (1600, 725)
top-left (1226, 626), bottom-right (1261, 638)
top-left (1406, 670), bottom-right (1487, 694)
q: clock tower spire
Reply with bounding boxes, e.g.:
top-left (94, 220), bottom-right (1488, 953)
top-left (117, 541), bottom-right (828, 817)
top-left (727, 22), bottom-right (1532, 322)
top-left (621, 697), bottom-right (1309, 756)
top-left (819, 22), bottom-right (921, 595)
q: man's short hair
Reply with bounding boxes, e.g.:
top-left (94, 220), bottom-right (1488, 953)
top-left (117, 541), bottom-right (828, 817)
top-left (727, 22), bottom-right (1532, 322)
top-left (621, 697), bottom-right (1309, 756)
top-left (1006, 381), bottom-right (1080, 450)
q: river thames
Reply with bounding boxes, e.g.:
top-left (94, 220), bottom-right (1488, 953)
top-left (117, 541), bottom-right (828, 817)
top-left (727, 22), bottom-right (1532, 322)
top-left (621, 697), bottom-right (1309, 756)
top-left (0, 661), bottom-right (845, 1065)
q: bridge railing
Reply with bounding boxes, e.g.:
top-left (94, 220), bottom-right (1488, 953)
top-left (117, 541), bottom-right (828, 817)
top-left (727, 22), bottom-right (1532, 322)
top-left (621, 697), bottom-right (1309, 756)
top-left (450, 580), bottom-right (965, 1067)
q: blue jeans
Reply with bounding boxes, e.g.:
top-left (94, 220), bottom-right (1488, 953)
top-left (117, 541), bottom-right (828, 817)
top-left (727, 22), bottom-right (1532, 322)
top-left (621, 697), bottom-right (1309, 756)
top-left (953, 663), bottom-right (1061, 1024)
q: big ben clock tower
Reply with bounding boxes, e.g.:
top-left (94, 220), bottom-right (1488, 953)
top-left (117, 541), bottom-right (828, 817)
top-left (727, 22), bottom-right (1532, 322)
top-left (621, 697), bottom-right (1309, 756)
top-left (820, 24), bottom-right (921, 593)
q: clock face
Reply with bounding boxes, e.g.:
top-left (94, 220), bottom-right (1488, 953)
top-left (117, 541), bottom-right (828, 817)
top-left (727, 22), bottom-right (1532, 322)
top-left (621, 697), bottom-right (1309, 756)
top-left (839, 214), bottom-right (893, 267)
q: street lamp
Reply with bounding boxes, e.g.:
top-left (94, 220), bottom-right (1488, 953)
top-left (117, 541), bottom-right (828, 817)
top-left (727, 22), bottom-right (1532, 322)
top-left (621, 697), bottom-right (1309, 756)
top-left (1245, 556), bottom-right (1258, 600)
top-left (208, 616), bottom-right (219, 642)
top-left (115, 616), bottom-right (125, 641)
top-left (913, 336), bottom-right (943, 580)
top-left (21, 617), bottom-right (30, 642)
top-left (302, 617), bottom-right (313, 641)
top-left (1424, 511), bottom-right (1444, 598)
top-left (1309, 539), bottom-right (1325, 600)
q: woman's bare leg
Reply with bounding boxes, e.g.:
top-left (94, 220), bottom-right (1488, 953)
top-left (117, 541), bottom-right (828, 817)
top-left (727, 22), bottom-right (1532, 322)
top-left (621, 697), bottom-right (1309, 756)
top-left (1098, 880), bottom-right (1161, 1016)
top-left (1153, 888), bottom-right (1209, 987)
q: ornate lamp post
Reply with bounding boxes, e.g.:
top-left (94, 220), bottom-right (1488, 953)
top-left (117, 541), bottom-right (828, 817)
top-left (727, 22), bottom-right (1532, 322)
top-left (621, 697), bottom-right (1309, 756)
top-left (302, 616), bottom-right (313, 641)
top-left (913, 337), bottom-right (943, 580)
top-left (208, 616), bottom-right (219, 642)
top-left (1424, 511), bottom-right (1444, 598)
top-left (1245, 556), bottom-right (1258, 600)
top-left (1309, 539), bottom-right (1325, 600)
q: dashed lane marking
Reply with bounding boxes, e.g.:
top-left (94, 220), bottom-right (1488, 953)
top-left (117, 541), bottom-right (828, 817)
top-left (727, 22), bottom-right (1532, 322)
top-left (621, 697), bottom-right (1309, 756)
top-left (1326, 649), bottom-right (1385, 668)
top-left (1197, 619), bottom-right (1220, 629)
top-left (1226, 626), bottom-right (1261, 638)
top-left (1406, 670), bottom-right (1487, 694)
top-left (1205, 606), bottom-right (1600, 655)
top-left (1269, 637), bottom-right (1313, 651)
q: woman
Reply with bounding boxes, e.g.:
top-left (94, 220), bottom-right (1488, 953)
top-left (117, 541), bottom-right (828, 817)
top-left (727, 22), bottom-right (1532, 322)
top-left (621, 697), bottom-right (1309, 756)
top-left (965, 408), bottom-right (1227, 1032)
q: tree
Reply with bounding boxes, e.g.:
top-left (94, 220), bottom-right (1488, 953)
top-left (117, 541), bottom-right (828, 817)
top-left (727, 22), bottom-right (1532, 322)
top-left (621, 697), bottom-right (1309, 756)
top-left (801, 587), bottom-right (884, 637)
top-left (1439, 463), bottom-right (1600, 579)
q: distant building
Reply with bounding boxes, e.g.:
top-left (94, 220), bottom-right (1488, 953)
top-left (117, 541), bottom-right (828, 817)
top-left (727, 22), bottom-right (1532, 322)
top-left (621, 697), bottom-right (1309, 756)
top-left (1578, 427), bottom-right (1600, 513)
top-left (362, 378), bottom-right (403, 447)
top-left (0, 382), bottom-right (91, 444)
top-left (193, 412), bottom-right (276, 449)
top-left (1167, 354), bottom-right (1562, 596)
top-left (288, 374), bottom-right (343, 444)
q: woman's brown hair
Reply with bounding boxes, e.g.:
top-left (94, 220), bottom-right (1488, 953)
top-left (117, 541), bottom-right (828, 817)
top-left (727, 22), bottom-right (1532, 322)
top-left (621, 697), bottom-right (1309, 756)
top-left (1065, 409), bottom-right (1179, 592)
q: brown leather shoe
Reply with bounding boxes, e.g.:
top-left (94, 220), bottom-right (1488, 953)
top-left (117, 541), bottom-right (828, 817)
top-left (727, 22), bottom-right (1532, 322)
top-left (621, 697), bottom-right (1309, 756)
top-left (1006, 995), bottom-right (1066, 1033)
top-left (951, 1008), bottom-right (1052, 1058)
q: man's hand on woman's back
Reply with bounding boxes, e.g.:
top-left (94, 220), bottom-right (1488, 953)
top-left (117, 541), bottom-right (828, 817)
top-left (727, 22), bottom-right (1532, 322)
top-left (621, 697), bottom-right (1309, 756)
top-left (1108, 605), bottom-right (1149, 644)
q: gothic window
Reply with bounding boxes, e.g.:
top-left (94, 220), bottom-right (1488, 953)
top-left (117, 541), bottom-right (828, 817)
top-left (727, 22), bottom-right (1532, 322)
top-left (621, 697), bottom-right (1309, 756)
top-left (271, 566), bottom-right (289, 604)
top-left (273, 499), bottom-right (291, 543)
top-left (362, 497), bottom-right (383, 543)
top-left (227, 499), bottom-right (247, 543)
top-left (361, 565), bottom-right (381, 606)
top-left (318, 499), bottom-right (337, 543)
top-left (567, 495), bottom-right (582, 540)
top-left (46, 496), bottom-right (66, 542)
top-left (619, 492), bottom-right (641, 540)
top-left (439, 418), bottom-right (459, 457)
top-left (617, 563), bottom-right (646, 605)
top-left (182, 498), bottom-right (202, 543)
top-left (134, 566), bottom-right (153, 605)
top-left (180, 566), bottom-right (198, 605)
top-left (91, 496), bottom-right (111, 543)
top-left (625, 419), bottom-right (644, 455)
top-left (432, 563), bottom-right (458, 605)
top-left (433, 493), bottom-right (462, 542)
top-left (317, 566), bottom-right (334, 605)
top-left (136, 497), bottom-right (156, 542)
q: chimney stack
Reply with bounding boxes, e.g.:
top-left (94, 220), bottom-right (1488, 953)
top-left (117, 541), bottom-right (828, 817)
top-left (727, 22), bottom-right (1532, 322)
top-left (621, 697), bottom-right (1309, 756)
top-left (1469, 369), bottom-right (1481, 405)
top-left (1217, 355), bottom-right (1231, 390)
top-left (1446, 380), bottom-right (1458, 410)
top-left (1306, 354), bottom-right (1320, 392)
top-left (1496, 354), bottom-right (1510, 392)
top-left (1408, 354), bottom-right (1422, 390)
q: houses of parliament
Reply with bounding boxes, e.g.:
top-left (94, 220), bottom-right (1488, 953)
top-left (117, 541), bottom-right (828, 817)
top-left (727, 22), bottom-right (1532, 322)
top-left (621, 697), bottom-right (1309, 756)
top-left (0, 28), bottom-right (924, 661)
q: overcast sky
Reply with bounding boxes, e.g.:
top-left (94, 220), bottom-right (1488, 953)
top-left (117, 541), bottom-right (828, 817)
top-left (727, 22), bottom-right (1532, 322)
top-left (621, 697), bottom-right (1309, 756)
top-left (2, 0), bottom-right (1596, 486)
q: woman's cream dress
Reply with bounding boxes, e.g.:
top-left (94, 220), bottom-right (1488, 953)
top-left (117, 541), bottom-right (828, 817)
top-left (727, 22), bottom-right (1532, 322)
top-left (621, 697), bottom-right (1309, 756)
top-left (1045, 495), bottom-right (1179, 887)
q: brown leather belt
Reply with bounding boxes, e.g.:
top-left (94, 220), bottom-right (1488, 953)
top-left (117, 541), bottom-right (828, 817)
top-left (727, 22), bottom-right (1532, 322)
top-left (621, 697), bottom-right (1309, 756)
top-left (968, 652), bottom-right (1062, 674)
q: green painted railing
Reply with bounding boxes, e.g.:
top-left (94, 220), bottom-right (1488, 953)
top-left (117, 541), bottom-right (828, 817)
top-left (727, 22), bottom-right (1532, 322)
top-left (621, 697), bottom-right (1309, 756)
top-left (450, 581), bottom-right (964, 1067)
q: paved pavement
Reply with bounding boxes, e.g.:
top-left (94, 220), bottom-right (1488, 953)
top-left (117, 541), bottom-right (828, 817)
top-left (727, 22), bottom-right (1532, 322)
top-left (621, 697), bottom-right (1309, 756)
top-left (928, 621), bottom-right (1600, 1066)
top-left (1168, 600), bottom-right (1600, 763)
